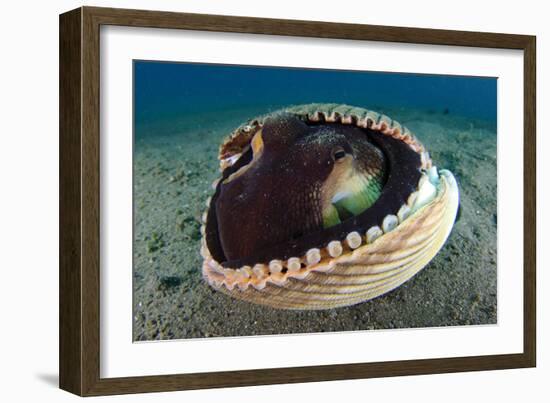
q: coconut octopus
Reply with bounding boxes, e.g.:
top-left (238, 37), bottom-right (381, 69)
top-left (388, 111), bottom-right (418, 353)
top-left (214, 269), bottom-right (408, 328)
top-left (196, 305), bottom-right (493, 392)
top-left (200, 103), bottom-right (459, 310)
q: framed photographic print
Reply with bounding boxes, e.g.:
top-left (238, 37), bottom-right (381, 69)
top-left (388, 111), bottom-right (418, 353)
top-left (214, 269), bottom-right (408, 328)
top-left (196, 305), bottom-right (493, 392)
top-left (59, 6), bottom-right (536, 396)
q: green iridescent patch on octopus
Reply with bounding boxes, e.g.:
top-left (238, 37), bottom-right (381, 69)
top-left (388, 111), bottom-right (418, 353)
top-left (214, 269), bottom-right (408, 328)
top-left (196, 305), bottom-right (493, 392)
top-left (322, 171), bottom-right (384, 228)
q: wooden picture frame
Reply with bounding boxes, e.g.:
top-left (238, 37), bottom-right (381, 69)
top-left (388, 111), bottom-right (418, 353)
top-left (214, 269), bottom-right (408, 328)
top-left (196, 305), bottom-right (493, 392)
top-left (59, 6), bottom-right (536, 396)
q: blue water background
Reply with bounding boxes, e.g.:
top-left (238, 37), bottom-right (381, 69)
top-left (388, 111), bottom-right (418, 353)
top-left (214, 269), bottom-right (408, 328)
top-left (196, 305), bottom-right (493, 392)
top-left (134, 61), bottom-right (496, 138)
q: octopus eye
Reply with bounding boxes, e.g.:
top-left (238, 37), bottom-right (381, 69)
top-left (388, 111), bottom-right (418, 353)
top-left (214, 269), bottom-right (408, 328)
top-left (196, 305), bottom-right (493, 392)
top-left (332, 147), bottom-right (347, 161)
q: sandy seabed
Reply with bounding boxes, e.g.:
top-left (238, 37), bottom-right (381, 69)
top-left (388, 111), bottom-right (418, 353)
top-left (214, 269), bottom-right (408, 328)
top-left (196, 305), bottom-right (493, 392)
top-left (132, 105), bottom-right (497, 341)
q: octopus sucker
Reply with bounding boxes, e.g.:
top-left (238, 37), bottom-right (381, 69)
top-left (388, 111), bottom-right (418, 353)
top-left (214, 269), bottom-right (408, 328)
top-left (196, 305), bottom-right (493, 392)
top-left (327, 240), bottom-right (343, 258)
top-left (201, 103), bottom-right (459, 310)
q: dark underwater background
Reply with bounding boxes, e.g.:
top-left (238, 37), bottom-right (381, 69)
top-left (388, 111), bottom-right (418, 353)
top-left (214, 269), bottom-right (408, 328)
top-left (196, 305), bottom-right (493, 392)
top-left (133, 60), bottom-right (497, 341)
top-left (134, 61), bottom-right (496, 139)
